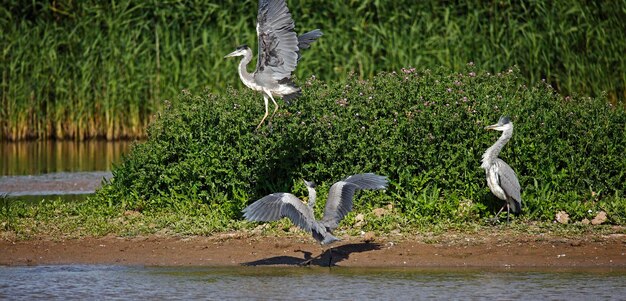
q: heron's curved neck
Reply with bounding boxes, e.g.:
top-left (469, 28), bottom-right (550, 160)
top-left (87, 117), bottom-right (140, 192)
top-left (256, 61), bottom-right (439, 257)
top-left (237, 50), bottom-right (256, 90)
top-left (481, 126), bottom-right (513, 169)
top-left (306, 187), bottom-right (317, 211)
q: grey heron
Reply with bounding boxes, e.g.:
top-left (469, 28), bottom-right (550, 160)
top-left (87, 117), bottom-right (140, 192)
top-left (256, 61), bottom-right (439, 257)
top-left (224, 0), bottom-right (323, 130)
top-left (481, 116), bottom-right (522, 223)
top-left (242, 173), bottom-right (388, 265)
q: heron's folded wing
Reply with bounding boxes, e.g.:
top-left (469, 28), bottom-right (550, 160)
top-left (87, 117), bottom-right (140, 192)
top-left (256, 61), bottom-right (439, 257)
top-left (242, 192), bottom-right (315, 232)
top-left (321, 173), bottom-right (388, 231)
top-left (495, 159), bottom-right (522, 203)
top-left (256, 0), bottom-right (299, 81)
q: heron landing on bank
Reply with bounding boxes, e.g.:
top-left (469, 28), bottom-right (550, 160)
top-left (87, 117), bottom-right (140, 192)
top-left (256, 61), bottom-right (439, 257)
top-left (224, 0), bottom-right (323, 130)
top-left (242, 173), bottom-right (388, 266)
top-left (481, 116), bottom-right (522, 223)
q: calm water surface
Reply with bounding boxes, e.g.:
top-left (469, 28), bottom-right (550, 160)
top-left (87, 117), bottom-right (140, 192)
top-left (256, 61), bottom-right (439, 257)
top-left (1, 140), bottom-right (132, 175)
top-left (1, 266), bottom-right (625, 300)
top-left (0, 140), bottom-right (133, 197)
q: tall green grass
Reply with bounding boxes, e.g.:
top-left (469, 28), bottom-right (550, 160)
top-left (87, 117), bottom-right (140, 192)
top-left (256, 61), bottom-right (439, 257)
top-left (1, 0), bottom-right (624, 140)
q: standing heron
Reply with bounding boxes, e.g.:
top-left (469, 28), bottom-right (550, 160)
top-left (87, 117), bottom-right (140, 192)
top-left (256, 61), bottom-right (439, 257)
top-left (482, 116), bottom-right (522, 223)
top-left (224, 0), bottom-right (323, 130)
top-left (242, 173), bottom-right (388, 265)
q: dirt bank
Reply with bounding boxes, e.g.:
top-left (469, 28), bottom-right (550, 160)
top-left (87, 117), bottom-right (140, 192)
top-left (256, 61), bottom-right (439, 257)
top-left (2, 231), bottom-right (625, 267)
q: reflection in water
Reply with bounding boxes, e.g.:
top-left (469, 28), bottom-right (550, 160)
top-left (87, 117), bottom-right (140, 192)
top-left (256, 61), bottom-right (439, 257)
top-left (1, 266), bottom-right (625, 300)
top-left (0, 140), bottom-right (134, 176)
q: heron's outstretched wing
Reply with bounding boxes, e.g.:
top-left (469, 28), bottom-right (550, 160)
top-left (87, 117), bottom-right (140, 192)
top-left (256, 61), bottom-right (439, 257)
top-left (296, 29), bottom-right (323, 61)
top-left (321, 173), bottom-right (388, 231)
top-left (495, 159), bottom-right (522, 211)
top-left (297, 29), bottom-right (322, 49)
top-left (242, 193), bottom-right (315, 232)
top-left (256, 0), bottom-right (299, 81)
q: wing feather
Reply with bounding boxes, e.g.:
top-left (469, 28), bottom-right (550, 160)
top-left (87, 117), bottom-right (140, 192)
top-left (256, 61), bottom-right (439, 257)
top-left (297, 29), bottom-right (323, 50)
top-left (256, 0), bottom-right (298, 80)
top-left (321, 173), bottom-right (388, 231)
top-left (296, 29), bottom-right (323, 61)
top-left (242, 192), bottom-right (315, 232)
top-left (495, 159), bottom-right (522, 211)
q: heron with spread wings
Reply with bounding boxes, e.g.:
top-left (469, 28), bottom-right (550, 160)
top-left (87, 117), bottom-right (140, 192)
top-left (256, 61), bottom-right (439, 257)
top-left (481, 116), bottom-right (522, 223)
top-left (225, 0), bottom-right (322, 130)
top-left (243, 173), bottom-right (388, 265)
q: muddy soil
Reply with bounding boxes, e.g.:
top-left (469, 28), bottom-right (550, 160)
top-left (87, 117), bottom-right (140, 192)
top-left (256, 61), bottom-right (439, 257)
top-left (2, 231), bottom-right (625, 267)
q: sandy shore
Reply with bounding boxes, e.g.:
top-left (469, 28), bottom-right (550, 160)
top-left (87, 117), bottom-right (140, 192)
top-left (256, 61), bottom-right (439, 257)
top-left (2, 231), bottom-right (625, 267)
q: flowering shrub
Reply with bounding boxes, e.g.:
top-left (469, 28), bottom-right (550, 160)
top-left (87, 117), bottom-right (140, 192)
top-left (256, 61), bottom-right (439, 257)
top-left (96, 67), bottom-right (626, 224)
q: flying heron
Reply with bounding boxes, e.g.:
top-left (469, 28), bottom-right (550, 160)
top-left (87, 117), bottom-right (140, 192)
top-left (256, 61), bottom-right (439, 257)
top-left (224, 0), bottom-right (323, 130)
top-left (242, 173), bottom-right (388, 265)
top-left (481, 116), bottom-right (522, 223)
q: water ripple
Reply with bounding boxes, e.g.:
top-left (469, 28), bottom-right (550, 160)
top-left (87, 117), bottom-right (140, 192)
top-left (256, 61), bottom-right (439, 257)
top-left (1, 265), bottom-right (625, 300)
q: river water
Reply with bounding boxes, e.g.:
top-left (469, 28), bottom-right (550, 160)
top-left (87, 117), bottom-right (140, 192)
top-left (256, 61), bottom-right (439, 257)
top-left (0, 140), bottom-right (132, 197)
top-left (0, 140), bottom-right (131, 175)
top-left (1, 266), bottom-right (625, 300)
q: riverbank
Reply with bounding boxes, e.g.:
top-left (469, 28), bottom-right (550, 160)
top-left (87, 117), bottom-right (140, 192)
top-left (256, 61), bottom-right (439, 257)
top-left (2, 230), bottom-right (625, 267)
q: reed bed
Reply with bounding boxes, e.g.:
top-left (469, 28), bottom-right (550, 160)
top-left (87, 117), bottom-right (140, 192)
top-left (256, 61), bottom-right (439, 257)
top-left (1, 0), bottom-right (624, 140)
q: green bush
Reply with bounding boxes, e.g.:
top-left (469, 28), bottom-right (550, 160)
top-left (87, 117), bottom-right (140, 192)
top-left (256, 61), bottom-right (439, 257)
top-left (96, 67), bottom-right (626, 224)
top-left (2, 0), bottom-right (624, 140)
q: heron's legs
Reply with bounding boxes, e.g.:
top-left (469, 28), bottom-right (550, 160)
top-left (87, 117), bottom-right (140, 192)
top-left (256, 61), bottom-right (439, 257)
top-left (327, 247), bottom-right (333, 267)
top-left (256, 95), bottom-right (270, 130)
top-left (268, 93), bottom-right (279, 118)
top-left (506, 204), bottom-right (511, 223)
top-left (491, 203), bottom-right (511, 224)
top-left (256, 93), bottom-right (279, 130)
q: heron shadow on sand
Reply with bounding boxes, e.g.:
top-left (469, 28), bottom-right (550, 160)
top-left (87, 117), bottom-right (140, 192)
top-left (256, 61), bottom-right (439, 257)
top-left (241, 242), bottom-right (382, 267)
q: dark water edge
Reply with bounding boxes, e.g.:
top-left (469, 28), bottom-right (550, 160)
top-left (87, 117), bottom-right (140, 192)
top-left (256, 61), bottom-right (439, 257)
top-left (1, 265), bottom-right (625, 300)
top-left (0, 171), bottom-right (112, 197)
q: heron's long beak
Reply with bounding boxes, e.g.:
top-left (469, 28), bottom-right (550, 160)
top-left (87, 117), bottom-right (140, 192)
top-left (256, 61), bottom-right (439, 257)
top-left (484, 123), bottom-right (499, 130)
top-left (224, 50), bottom-right (238, 58)
top-left (303, 179), bottom-right (316, 188)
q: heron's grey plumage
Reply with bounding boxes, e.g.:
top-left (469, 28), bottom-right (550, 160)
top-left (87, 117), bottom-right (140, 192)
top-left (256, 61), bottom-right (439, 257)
top-left (296, 29), bottom-right (323, 60)
top-left (256, 0), bottom-right (298, 80)
top-left (482, 116), bottom-right (522, 221)
top-left (243, 193), bottom-right (316, 232)
top-left (321, 173), bottom-right (389, 231)
top-left (225, 0), bottom-right (322, 129)
top-left (242, 173), bottom-right (388, 245)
